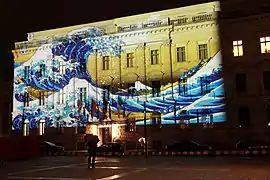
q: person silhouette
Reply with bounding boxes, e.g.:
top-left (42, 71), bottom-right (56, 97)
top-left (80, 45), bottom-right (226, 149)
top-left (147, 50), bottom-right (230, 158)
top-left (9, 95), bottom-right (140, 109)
top-left (86, 134), bottom-right (99, 168)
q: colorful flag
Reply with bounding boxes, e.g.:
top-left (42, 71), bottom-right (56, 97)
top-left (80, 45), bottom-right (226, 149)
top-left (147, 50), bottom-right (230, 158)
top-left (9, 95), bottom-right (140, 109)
top-left (83, 107), bottom-right (86, 116)
top-left (109, 104), bottom-right (112, 119)
top-left (97, 101), bottom-right (100, 119)
top-left (118, 96), bottom-right (123, 107)
top-left (117, 107), bottom-right (121, 119)
top-left (123, 105), bottom-right (126, 118)
top-left (77, 100), bottom-right (82, 113)
top-left (173, 103), bottom-right (176, 124)
top-left (196, 109), bottom-right (199, 123)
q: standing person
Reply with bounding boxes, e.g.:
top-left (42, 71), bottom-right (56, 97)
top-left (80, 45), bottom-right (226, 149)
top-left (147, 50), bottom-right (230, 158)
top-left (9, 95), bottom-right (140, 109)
top-left (86, 134), bottom-right (99, 168)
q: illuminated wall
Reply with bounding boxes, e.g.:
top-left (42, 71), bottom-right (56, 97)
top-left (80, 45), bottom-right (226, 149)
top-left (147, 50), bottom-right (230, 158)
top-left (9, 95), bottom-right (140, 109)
top-left (12, 1), bottom-right (224, 130)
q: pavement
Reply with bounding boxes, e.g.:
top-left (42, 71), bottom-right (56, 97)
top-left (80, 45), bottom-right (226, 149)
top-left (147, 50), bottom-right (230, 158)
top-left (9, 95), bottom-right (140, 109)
top-left (1, 156), bottom-right (270, 179)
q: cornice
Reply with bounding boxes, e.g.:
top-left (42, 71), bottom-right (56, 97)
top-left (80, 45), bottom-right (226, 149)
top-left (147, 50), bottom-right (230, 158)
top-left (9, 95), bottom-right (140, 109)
top-left (116, 21), bottom-right (218, 39)
top-left (14, 21), bottom-right (218, 51)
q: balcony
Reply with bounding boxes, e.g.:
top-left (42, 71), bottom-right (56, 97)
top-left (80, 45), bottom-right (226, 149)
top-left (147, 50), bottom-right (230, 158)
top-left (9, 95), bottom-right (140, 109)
top-left (117, 12), bottom-right (217, 33)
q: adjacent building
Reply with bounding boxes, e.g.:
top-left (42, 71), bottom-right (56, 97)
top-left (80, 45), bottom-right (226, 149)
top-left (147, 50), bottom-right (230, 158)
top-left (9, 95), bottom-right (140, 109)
top-left (12, 1), bottom-right (226, 149)
top-left (219, 0), bottom-right (270, 143)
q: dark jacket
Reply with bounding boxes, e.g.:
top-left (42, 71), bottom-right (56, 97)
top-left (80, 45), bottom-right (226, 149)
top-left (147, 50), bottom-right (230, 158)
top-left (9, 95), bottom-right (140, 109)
top-left (86, 135), bottom-right (99, 152)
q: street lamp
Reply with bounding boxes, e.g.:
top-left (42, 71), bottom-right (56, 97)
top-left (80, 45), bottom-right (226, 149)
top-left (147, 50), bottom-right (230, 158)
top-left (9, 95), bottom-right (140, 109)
top-left (133, 73), bottom-right (140, 102)
top-left (160, 71), bottom-right (165, 102)
top-left (169, 24), bottom-right (175, 99)
top-left (143, 101), bottom-right (148, 159)
top-left (109, 76), bottom-right (115, 120)
top-left (168, 24), bottom-right (177, 124)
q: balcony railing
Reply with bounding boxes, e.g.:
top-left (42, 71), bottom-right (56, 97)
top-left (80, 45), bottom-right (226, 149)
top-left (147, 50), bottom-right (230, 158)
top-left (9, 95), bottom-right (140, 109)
top-left (15, 12), bottom-right (217, 50)
top-left (117, 12), bottom-right (217, 33)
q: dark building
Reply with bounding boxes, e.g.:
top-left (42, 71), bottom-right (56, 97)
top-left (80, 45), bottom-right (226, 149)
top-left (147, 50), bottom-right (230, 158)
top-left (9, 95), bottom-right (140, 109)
top-left (220, 0), bottom-right (270, 144)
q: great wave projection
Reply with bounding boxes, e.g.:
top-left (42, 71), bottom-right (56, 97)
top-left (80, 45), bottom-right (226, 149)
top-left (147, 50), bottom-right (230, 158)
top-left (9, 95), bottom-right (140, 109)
top-left (12, 2), bottom-right (225, 131)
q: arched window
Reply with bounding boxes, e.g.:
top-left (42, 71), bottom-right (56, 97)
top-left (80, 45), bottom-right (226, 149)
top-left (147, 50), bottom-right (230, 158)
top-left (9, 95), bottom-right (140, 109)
top-left (39, 119), bottom-right (45, 135)
top-left (23, 119), bottom-right (29, 136)
top-left (125, 118), bottom-right (136, 132)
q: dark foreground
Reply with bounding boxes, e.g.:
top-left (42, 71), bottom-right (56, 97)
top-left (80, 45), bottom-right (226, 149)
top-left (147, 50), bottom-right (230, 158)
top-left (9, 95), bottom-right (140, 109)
top-left (1, 156), bottom-right (270, 180)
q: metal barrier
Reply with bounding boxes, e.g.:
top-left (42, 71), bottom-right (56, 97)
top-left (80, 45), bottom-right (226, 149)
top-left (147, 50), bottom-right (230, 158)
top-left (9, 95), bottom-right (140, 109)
top-left (46, 149), bottom-right (270, 157)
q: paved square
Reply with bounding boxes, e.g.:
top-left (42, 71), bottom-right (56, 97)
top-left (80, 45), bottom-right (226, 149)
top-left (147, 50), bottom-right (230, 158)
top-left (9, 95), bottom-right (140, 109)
top-left (1, 156), bottom-right (270, 179)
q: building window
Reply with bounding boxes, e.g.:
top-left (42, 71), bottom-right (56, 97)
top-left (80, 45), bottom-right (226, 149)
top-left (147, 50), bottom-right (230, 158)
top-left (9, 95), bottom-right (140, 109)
top-left (58, 89), bottom-right (66, 104)
top-left (102, 56), bottom-right (110, 70)
top-left (233, 40), bottom-right (243, 57)
top-left (102, 86), bottom-right (110, 116)
top-left (235, 73), bottom-right (247, 92)
top-left (179, 79), bottom-right (187, 95)
top-left (40, 64), bottom-right (46, 78)
top-left (151, 112), bottom-right (162, 131)
top-left (80, 64), bottom-right (86, 73)
top-left (192, 14), bottom-right (212, 22)
top-left (198, 44), bottom-right (208, 60)
top-left (263, 71), bottom-right (270, 90)
top-left (39, 92), bottom-right (45, 106)
top-left (102, 86), bottom-right (110, 101)
top-left (127, 53), bottom-right (134, 68)
top-left (127, 83), bottom-right (135, 98)
top-left (79, 87), bottom-right (87, 102)
top-left (23, 120), bottom-right (30, 136)
top-left (152, 81), bottom-right (161, 97)
top-left (238, 106), bottom-right (250, 128)
top-left (24, 66), bottom-right (30, 80)
top-left (260, 36), bottom-right (270, 54)
top-left (39, 119), bottom-right (45, 135)
top-left (151, 50), bottom-right (159, 65)
top-left (59, 61), bottom-right (66, 75)
top-left (176, 47), bottom-right (186, 62)
top-left (125, 118), bottom-right (136, 132)
top-left (24, 92), bottom-right (30, 107)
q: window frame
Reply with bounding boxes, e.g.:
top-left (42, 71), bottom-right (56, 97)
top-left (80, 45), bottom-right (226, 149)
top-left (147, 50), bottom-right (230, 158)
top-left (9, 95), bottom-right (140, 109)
top-left (127, 83), bottom-right (135, 98)
top-left (152, 81), bottom-right (161, 97)
top-left (260, 36), bottom-right (270, 54)
top-left (176, 47), bottom-right (186, 62)
top-left (24, 66), bottom-right (30, 80)
top-left (198, 44), bottom-right (208, 60)
top-left (79, 87), bottom-right (87, 102)
top-left (24, 92), bottom-right (30, 107)
top-left (150, 50), bottom-right (159, 65)
top-left (39, 91), bottom-right (45, 106)
top-left (59, 61), bottom-right (66, 75)
top-left (23, 121), bottom-right (30, 136)
top-left (102, 56), bottom-right (110, 70)
top-left (233, 40), bottom-right (244, 57)
top-left (40, 64), bottom-right (46, 78)
top-left (151, 112), bottom-right (162, 131)
top-left (127, 53), bottom-right (134, 68)
top-left (58, 88), bottom-right (66, 105)
top-left (125, 118), bottom-right (136, 132)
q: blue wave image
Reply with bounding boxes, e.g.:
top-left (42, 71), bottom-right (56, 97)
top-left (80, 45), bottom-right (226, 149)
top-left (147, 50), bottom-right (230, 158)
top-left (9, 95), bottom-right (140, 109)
top-left (13, 26), bottom-right (225, 129)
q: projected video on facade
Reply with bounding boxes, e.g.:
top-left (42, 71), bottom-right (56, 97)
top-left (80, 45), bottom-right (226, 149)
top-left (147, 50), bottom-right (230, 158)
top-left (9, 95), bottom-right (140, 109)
top-left (12, 1), bottom-right (224, 130)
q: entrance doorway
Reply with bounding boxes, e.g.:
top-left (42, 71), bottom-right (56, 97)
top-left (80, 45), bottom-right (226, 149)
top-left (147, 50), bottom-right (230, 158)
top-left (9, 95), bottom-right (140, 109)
top-left (99, 127), bottom-right (112, 145)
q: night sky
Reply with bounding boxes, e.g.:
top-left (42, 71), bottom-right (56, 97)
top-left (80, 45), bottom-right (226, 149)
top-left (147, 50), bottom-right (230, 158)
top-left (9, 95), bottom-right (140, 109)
top-left (2, 0), bottom-right (214, 49)
top-left (0, 0), bottom-right (213, 81)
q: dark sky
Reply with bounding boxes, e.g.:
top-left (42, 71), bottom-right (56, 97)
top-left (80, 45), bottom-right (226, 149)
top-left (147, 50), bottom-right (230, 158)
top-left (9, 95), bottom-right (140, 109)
top-left (1, 0), bottom-right (213, 50)
top-left (0, 0), bottom-right (214, 82)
